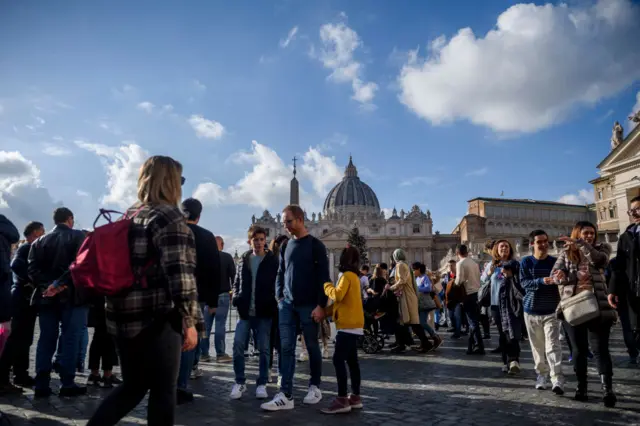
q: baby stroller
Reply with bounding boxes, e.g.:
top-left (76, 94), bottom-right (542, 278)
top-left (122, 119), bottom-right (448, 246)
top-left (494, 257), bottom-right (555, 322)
top-left (359, 311), bottom-right (387, 354)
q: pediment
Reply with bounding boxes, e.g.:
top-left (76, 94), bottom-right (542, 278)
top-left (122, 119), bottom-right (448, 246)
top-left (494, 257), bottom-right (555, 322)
top-left (319, 227), bottom-right (349, 240)
top-left (598, 125), bottom-right (640, 171)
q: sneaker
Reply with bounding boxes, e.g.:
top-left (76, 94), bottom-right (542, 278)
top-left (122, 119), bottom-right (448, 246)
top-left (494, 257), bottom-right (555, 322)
top-left (303, 385), bottom-right (323, 405)
top-left (501, 365), bottom-right (509, 373)
top-left (177, 389), bottom-right (194, 405)
top-left (256, 385), bottom-right (268, 399)
top-left (551, 379), bottom-right (565, 395)
top-left (88, 374), bottom-right (102, 386)
top-left (535, 375), bottom-right (548, 390)
top-left (432, 336), bottom-right (443, 350)
top-left (190, 368), bottom-right (203, 380)
top-left (102, 375), bottom-right (122, 388)
top-left (322, 347), bottom-right (330, 359)
top-left (277, 376), bottom-right (282, 388)
top-left (59, 386), bottom-right (88, 397)
top-left (298, 351), bottom-right (309, 362)
top-left (321, 397), bottom-right (352, 414)
top-left (348, 394), bottom-right (363, 409)
top-left (200, 354), bottom-right (212, 363)
top-left (230, 384), bottom-right (246, 400)
top-left (261, 392), bottom-right (295, 411)
top-left (508, 361), bottom-right (521, 375)
top-left (217, 354), bottom-right (232, 363)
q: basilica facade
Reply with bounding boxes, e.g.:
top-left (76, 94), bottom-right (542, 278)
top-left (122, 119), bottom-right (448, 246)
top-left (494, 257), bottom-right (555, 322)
top-left (250, 156), bottom-right (458, 280)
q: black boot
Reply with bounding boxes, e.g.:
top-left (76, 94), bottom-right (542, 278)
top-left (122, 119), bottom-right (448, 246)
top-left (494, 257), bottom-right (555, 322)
top-left (601, 375), bottom-right (617, 408)
top-left (574, 380), bottom-right (588, 402)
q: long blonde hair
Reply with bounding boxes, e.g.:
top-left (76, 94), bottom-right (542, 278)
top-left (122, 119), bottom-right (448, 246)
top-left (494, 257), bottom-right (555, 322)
top-left (137, 156), bottom-right (183, 206)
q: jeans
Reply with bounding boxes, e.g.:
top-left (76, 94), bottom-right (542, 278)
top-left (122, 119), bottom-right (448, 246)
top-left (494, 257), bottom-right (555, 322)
top-left (36, 305), bottom-right (88, 389)
top-left (524, 313), bottom-right (563, 381)
top-left (464, 294), bottom-right (484, 352)
top-left (177, 348), bottom-right (196, 391)
top-left (565, 319), bottom-right (613, 382)
top-left (87, 321), bottom-right (182, 426)
top-left (0, 302), bottom-right (37, 382)
top-left (233, 316), bottom-right (271, 386)
top-left (279, 301), bottom-right (321, 395)
top-left (418, 311), bottom-right (437, 337)
top-left (618, 297), bottom-right (640, 359)
top-left (88, 324), bottom-right (118, 372)
top-left (448, 303), bottom-right (462, 336)
top-left (201, 293), bottom-right (230, 357)
top-left (491, 307), bottom-right (519, 363)
top-left (333, 332), bottom-right (360, 397)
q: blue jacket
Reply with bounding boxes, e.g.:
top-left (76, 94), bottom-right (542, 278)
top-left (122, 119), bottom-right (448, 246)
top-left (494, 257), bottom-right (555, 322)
top-left (0, 215), bottom-right (20, 322)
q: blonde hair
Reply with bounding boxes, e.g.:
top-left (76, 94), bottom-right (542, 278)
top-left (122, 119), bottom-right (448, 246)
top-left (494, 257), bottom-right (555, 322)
top-left (137, 156), bottom-right (183, 206)
top-left (567, 221), bottom-right (598, 264)
top-left (491, 239), bottom-right (514, 265)
top-left (372, 264), bottom-right (384, 280)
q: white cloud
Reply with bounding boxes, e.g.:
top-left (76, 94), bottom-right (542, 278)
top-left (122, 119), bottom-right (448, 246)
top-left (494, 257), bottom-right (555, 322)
top-left (317, 16), bottom-right (378, 108)
top-left (137, 101), bottom-right (155, 113)
top-left (162, 104), bottom-right (174, 112)
top-left (398, 0), bottom-right (640, 133)
top-left (111, 84), bottom-right (136, 99)
top-left (465, 167), bottom-right (488, 177)
top-left (193, 80), bottom-right (207, 92)
top-left (381, 207), bottom-right (394, 218)
top-left (628, 90), bottom-right (640, 129)
top-left (52, 136), bottom-right (64, 141)
top-left (193, 182), bottom-right (225, 206)
top-left (75, 141), bottom-right (148, 208)
top-left (42, 143), bottom-right (72, 157)
top-left (299, 147), bottom-right (343, 197)
top-left (0, 151), bottom-right (61, 230)
top-left (558, 189), bottom-right (595, 205)
top-left (218, 234), bottom-right (249, 256)
top-left (76, 190), bottom-right (90, 197)
top-left (399, 176), bottom-right (439, 187)
top-left (280, 26), bottom-right (299, 48)
top-left (188, 114), bottom-right (225, 140)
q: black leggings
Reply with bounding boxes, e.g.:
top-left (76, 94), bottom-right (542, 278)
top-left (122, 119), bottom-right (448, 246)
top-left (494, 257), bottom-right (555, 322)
top-left (87, 321), bottom-right (182, 426)
top-left (88, 325), bottom-right (118, 372)
top-left (395, 324), bottom-right (430, 348)
top-left (565, 319), bottom-right (613, 382)
top-left (333, 332), bottom-right (360, 397)
top-left (491, 307), bottom-right (520, 364)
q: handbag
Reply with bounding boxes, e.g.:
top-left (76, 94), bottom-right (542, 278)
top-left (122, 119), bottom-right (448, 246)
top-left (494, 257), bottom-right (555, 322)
top-left (560, 288), bottom-right (600, 326)
top-left (418, 292), bottom-right (436, 311)
top-left (477, 282), bottom-right (491, 308)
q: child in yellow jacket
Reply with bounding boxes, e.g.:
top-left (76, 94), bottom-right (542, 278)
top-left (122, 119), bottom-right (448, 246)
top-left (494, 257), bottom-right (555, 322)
top-left (321, 246), bottom-right (364, 415)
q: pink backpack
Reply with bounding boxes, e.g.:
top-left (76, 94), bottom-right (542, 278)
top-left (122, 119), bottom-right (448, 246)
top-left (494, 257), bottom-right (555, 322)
top-left (70, 208), bottom-right (145, 297)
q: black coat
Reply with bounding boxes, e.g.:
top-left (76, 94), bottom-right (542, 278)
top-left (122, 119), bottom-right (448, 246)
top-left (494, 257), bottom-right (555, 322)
top-left (611, 224), bottom-right (640, 298)
top-left (0, 214), bottom-right (19, 322)
top-left (232, 250), bottom-right (278, 320)
top-left (187, 223), bottom-right (221, 308)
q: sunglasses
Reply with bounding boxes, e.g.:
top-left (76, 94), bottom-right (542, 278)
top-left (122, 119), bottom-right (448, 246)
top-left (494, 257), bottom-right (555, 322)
top-left (181, 176), bottom-right (186, 186)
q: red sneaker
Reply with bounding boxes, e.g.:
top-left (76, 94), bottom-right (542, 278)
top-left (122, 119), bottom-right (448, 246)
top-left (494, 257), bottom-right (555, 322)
top-left (321, 397), bottom-right (352, 414)
top-left (348, 394), bottom-right (363, 409)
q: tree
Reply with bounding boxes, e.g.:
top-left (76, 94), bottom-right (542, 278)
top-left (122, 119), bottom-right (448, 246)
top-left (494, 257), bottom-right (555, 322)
top-left (347, 227), bottom-right (368, 265)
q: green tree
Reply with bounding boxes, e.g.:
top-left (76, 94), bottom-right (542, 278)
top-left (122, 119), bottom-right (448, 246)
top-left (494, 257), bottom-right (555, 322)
top-left (347, 227), bottom-right (369, 265)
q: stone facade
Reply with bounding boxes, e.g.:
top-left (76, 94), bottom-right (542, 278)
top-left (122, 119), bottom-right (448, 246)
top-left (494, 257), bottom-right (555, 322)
top-left (249, 157), bottom-right (458, 280)
top-left (590, 119), bottom-right (640, 250)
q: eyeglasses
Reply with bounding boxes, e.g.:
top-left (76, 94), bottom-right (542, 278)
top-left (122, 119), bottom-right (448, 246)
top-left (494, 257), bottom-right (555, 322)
top-left (627, 207), bottom-right (640, 215)
top-left (181, 176), bottom-right (186, 186)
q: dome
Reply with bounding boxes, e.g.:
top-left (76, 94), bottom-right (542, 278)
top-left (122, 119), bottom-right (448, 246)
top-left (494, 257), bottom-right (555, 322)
top-left (323, 156), bottom-right (381, 216)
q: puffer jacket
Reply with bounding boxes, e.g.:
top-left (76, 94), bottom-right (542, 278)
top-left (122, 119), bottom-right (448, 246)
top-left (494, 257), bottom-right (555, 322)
top-left (0, 215), bottom-right (20, 322)
top-left (551, 241), bottom-right (616, 323)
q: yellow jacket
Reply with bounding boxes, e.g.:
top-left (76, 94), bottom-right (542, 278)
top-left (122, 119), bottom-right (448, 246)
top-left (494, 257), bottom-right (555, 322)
top-left (324, 271), bottom-right (364, 330)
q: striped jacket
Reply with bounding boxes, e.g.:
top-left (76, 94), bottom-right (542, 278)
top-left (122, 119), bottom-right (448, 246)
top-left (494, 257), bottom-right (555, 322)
top-left (105, 203), bottom-right (204, 339)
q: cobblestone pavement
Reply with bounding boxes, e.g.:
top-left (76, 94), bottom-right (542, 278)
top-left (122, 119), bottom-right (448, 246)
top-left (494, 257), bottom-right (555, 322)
top-left (1, 323), bottom-right (639, 426)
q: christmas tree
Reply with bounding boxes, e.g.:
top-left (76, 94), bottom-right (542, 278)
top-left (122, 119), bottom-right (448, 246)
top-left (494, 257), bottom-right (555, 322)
top-left (347, 227), bottom-right (368, 265)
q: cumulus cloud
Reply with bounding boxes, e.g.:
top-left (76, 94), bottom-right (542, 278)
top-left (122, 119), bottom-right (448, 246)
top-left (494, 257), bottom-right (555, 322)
top-left (280, 26), bottom-right (299, 48)
top-left (193, 182), bottom-right (225, 206)
top-left (316, 15), bottom-right (378, 108)
top-left (0, 151), bottom-right (61, 230)
top-left (465, 167), bottom-right (488, 177)
top-left (136, 101), bottom-right (155, 113)
top-left (381, 207), bottom-right (394, 219)
top-left (398, 0), bottom-right (640, 133)
top-left (188, 114), bottom-right (225, 140)
top-left (193, 80), bottom-right (207, 92)
top-left (299, 148), bottom-right (343, 197)
top-left (399, 176), bottom-right (439, 187)
top-left (75, 141), bottom-right (148, 208)
top-left (42, 143), bottom-right (72, 157)
top-left (558, 189), bottom-right (595, 205)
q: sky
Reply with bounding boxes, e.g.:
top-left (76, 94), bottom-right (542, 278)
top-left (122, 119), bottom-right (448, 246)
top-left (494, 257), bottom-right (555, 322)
top-left (1, 0), bottom-right (640, 255)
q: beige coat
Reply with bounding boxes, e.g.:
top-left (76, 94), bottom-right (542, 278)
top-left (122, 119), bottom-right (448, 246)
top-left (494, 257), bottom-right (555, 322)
top-left (390, 262), bottom-right (420, 325)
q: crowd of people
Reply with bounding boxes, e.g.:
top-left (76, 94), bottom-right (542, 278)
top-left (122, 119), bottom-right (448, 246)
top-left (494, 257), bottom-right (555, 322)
top-left (0, 154), bottom-right (639, 424)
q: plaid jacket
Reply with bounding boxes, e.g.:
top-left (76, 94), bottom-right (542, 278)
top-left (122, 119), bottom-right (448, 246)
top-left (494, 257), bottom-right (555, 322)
top-left (105, 203), bottom-right (204, 339)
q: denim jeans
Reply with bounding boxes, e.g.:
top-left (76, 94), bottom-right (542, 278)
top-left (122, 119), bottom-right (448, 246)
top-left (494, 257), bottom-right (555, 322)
top-left (279, 301), bottom-right (322, 395)
top-left (233, 316), bottom-right (271, 386)
top-left (54, 317), bottom-right (88, 369)
top-left (200, 293), bottom-right (230, 357)
top-left (464, 294), bottom-right (484, 351)
top-left (36, 304), bottom-right (88, 389)
top-left (448, 303), bottom-right (462, 336)
top-left (177, 347), bottom-right (196, 391)
top-left (418, 310), bottom-right (437, 337)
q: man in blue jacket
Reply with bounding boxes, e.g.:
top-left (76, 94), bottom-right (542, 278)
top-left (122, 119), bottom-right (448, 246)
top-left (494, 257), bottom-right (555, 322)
top-left (0, 221), bottom-right (44, 394)
top-left (261, 205), bottom-right (330, 412)
top-left (229, 225), bottom-right (278, 401)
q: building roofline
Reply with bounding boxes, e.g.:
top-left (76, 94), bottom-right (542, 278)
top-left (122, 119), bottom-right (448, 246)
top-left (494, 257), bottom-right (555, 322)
top-left (597, 123), bottom-right (640, 169)
top-left (467, 197), bottom-right (589, 208)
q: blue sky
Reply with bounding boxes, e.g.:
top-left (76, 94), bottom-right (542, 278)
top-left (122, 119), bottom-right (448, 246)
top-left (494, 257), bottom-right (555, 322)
top-left (1, 0), bottom-right (639, 254)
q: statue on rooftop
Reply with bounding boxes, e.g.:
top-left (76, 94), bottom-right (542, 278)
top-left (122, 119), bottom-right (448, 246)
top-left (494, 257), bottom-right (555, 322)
top-left (611, 121), bottom-right (623, 149)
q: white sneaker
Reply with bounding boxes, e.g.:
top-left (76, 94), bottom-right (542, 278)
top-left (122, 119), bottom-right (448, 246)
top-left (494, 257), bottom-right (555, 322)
top-left (277, 376), bottom-right (282, 388)
top-left (261, 392), bottom-right (294, 411)
top-left (298, 351), bottom-right (309, 362)
top-left (322, 347), bottom-right (330, 359)
top-left (501, 365), bottom-right (509, 373)
top-left (508, 361), bottom-right (521, 375)
top-left (256, 385), bottom-right (268, 399)
top-left (535, 375), bottom-right (548, 390)
top-left (551, 379), bottom-right (565, 395)
top-left (303, 385), bottom-right (322, 405)
top-left (190, 368), bottom-right (203, 380)
top-left (230, 384), bottom-right (246, 400)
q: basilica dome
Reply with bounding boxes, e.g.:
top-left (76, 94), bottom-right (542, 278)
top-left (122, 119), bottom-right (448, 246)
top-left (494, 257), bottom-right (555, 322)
top-left (322, 156), bottom-right (381, 217)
